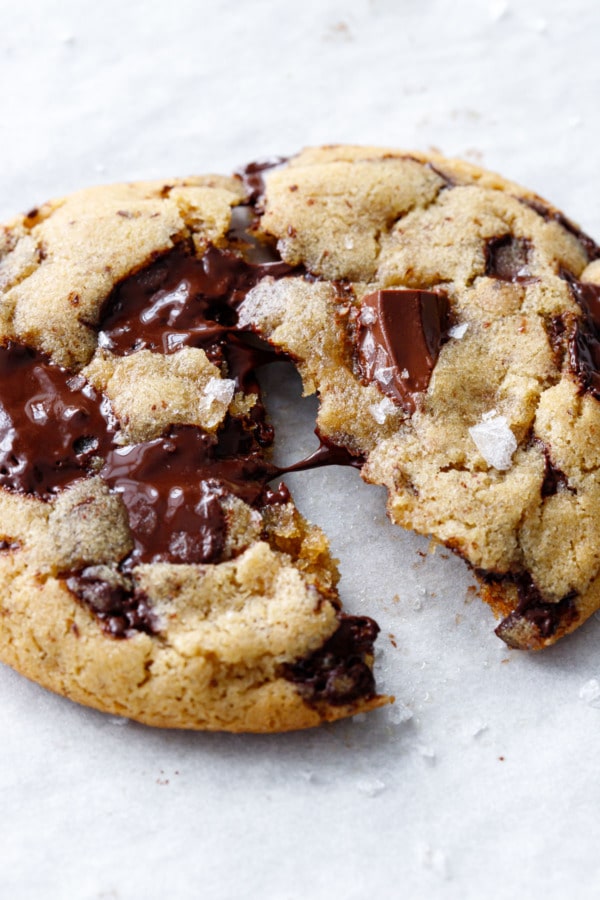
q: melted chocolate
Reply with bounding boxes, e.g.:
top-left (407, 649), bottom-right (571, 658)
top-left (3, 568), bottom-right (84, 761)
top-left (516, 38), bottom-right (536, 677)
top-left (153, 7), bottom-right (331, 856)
top-left (0, 343), bottom-right (116, 498)
top-left (236, 157), bottom-right (288, 204)
top-left (495, 572), bottom-right (577, 644)
top-left (485, 235), bottom-right (534, 283)
top-left (98, 245), bottom-right (294, 359)
top-left (567, 279), bottom-right (600, 399)
top-left (281, 435), bottom-right (364, 474)
top-left (356, 288), bottom-right (448, 413)
top-left (282, 614), bottom-right (379, 706)
top-left (101, 424), bottom-right (278, 566)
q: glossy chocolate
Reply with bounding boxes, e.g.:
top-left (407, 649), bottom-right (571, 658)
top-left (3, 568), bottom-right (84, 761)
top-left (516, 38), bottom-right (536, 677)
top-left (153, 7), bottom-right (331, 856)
top-left (357, 288), bottom-right (448, 413)
top-left (0, 342), bottom-right (116, 497)
top-left (101, 424), bottom-right (278, 566)
top-left (567, 279), bottom-right (600, 399)
top-left (98, 244), bottom-right (294, 359)
top-left (282, 614), bottom-right (379, 706)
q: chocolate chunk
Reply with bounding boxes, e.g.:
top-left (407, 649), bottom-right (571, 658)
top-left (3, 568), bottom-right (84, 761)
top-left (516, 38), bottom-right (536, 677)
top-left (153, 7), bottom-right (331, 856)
top-left (485, 235), bottom-right (534, 283)
top-left (66, 570), bottom-right (158, 638)
top-left (0, 343), bottom-right (117, 498)
top-left (101, 424), bottom-right (279, 567)
top-left (566, 279), bottom-right (600, 399)
top-left (356, 288), bottom-right (448, 413)
top-left (494, 571), bottom-right (577, 647)
top-left (282, 614), bottom-right (379, 706)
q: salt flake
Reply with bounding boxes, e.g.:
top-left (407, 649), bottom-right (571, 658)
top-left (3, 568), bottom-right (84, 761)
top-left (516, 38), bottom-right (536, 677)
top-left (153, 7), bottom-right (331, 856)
top-left (370, 397), bottom-right (397, 424)
top-left (356, 777), bottom-right (386, 797)
top-left (469, 412), bottom-right (517, 470)
top-left (359, 306), bottom-right (377, 325)
top-left (448, 322), bottom-right (469, 339)
top-left (387, 703), bottom-right (413, 725)
top-left (579, 679), bottom-right (600, 707)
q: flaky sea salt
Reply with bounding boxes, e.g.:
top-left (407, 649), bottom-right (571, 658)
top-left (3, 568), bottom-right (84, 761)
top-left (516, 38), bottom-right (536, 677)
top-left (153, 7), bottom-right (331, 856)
top-left (374, 365), bottom-right (395, 385)
top-left (204, 377), bottom-right (235, 404)
top-left (417, 843), bottom-right (451, 879)
top-left (448, 322), bottom-right (469, 339)
top-left (579, 679), bottom-right (600, 707)
top-left (359, 306), bottom-right (377, 325)
top-left (356, 777), bottom-right (386, 797)
top-left (370, 397), bottom-right (397, 424)
top-left (468, 412), bottom-right (517, 471)
top-left (387, 703), bottom-right (413, 725)
top-left (344, 236), bottom-right (355, 250)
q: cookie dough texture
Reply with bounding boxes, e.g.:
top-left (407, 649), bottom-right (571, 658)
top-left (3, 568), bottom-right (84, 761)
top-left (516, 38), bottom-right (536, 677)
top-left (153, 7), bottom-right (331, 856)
top-left (241, 145), bottom-right (600, 649)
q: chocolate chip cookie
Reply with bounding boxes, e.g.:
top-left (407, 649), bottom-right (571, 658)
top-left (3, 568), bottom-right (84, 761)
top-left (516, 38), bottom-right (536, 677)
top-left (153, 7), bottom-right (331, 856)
top-left (2, 146), bottom-right (599, 733)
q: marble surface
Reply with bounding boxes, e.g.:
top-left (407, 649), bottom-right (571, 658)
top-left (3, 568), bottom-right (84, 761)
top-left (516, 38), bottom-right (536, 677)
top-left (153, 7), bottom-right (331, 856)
top-left (1, 1), bottom-right (600, 897)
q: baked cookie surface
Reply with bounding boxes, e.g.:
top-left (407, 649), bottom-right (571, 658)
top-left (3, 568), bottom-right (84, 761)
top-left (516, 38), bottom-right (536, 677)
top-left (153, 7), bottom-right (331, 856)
top-left (2, 146), bottom-right (599, 732)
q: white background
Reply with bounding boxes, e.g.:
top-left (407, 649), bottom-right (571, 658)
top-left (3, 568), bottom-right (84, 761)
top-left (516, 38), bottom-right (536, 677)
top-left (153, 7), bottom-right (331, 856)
top-left (1, 1), bottom-right (600, 898)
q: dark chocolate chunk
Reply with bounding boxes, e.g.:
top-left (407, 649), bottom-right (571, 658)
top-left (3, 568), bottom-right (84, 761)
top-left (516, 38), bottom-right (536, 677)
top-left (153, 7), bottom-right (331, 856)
top-left (282, 614), bottom-right (379, 706)
top-left (66, 570), bottom-right (158, 638)
top-left (494, 571), bottom-right (577, 646)
top-left (485, 235), bottom-right (534, 283)
top-left (566, 279), bottom-right (600, 399)
top-left (356, 288), bottom-right (448, 413)
top-left (0, 342), bottom-right (117, 498)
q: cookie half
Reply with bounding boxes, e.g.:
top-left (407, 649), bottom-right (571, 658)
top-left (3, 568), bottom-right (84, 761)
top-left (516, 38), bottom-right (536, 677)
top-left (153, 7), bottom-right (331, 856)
top-left (238, 145), bottom-right (600, 651)
top-left (0, 174), bottom-right (389, 731)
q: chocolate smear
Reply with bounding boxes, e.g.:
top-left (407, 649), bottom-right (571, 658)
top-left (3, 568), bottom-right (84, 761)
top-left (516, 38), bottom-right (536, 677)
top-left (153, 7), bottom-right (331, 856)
top-left (236, 157), bottom-right (289, 205)
top-left (98, 244), bottom-right (295, 358)
top-left (356, 288), bottom-right (448, 413)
